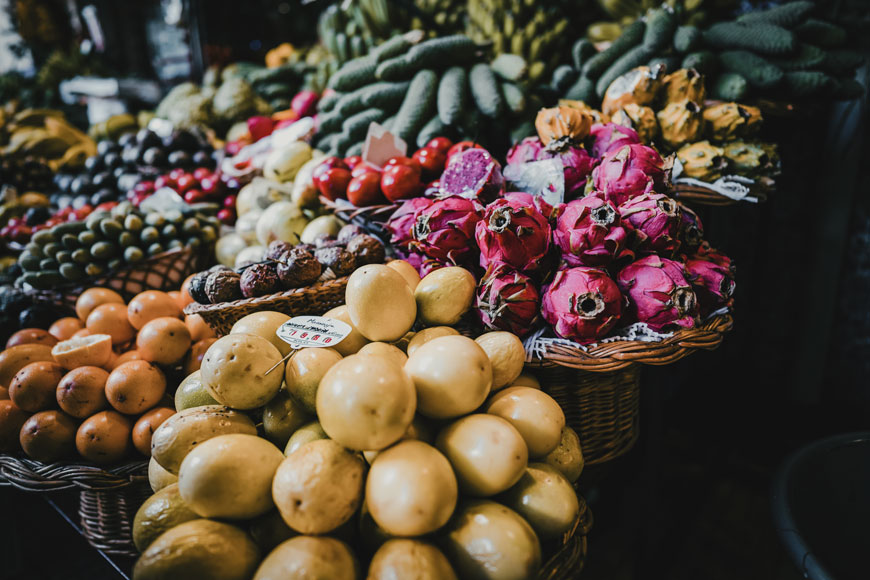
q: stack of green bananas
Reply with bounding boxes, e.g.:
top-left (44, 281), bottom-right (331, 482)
top-left (466, 0), bottom-right (570, 83)
top-left (318, 0), bottom-right (406, 66)
top-left (411, 0), bottom-right (466, 34)
top-left (588, 0), bottom-right (712, 42)
top-left (551, 2), bottom-right (864, 106)
top-left (313, 34), bottom-right (535, 157)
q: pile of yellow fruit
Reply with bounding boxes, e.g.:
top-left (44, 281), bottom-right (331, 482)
top-left (133, 261), bottom-right (584, 580)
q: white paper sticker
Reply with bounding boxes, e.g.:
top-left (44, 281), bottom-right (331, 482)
top-left (503, 158), bottom-right (565, 206)
top-left (276, 316), bottom-right (352, 350)
top-left (362, 122), bottom-right (406, 169)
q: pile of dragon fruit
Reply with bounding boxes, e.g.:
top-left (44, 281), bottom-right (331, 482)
top-left (386, 105), bottom-right (735, 345)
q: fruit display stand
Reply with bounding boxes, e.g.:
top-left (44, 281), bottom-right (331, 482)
top-left (184, 274), bottom-right (347, 336)
top-left (0, 455), bottom-right (149, 557)
top-left (526, 313), bottom-right (733, 465)
top-left (28, 246), bottom-right (211, 310)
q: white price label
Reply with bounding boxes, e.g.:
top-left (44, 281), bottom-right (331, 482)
top-left (276, 316), bottom-right (352, 350)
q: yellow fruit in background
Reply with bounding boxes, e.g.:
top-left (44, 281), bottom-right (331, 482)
top-left (346, 265), bottom-right (416, 342)
top-left (262, 390), bottom-right (312, 448)
top-left (230, 311), bottom-right (292, 357)
top-left (385, 260), bottom-right (421, 290)
top-left (284, 421), bottom-right (328, 456)
top-left (148, 456), bottom-right (177, 492)
top-left (414, 267), bottom-right (476, 326)
top-left (357, 342), bottom-right (407, 368)
top-left (498, 463), bottom-right (579, 538)
top-left (368, 539), bottom-right (457, 580)
top-left (322, 306), bottom-right (369, 356)
top-left (316, 355), bottom-right (415, 451)
top-left (542, 426), bottom-right (584, 483)
top-left (475, 331), bottom-right (525, 391)
top-left (253, 536), bottom-right (358, 580)
top-left (178, 433), bottom-right (284, 520)
top-left (200, 334), bottom-right (284, 410)
top-left (283, 347), bottom-right (342, 414)
top-left (132, 482), bottom-right (199, 552)
top-left (405, 326), bottom-right (460, 357)
top-left (133, 519), bottom-right (260, 580)
top-left (510, 371), bottom-right (541, 390)
top-left (173, 370), bottom-right (219, 411)
top-left (485, 386), bottom-right (565, 458)
top-left (405, 335), bottom-right (492, 419)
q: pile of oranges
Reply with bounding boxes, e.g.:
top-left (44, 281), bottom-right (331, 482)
top-left (0, 280), bottom-right (216, 465)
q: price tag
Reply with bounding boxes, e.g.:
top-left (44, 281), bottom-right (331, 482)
top-left (362, 122), bottom-right (407, 169)
top-left (276, 315), bottom-right (352, 350)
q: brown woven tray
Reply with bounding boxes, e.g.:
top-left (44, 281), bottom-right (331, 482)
top-left (79, 483), bottom-right (152, 557)
top-left (0, 454), bottom-right (148, 491)
top-left (529, 314), bottom-right (732, 464)
top-left (184, 276), bottom-right (348, 336)
top-left (320, 196), bottom-right (398, 242)
top-left (538, 493), bottom-right (593, 579)
top-left (670, 181), bottom-right (772, 206)
top-left (28, 246), bottom-right (213, 310)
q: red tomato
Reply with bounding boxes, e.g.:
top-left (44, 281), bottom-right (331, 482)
top-left (316, 167), bottom-right (353, 201)
top-left (154, 175), bottom-right (172, 190)
top-left (217, 208), bottom-right (236, 224)
top-left (168, 168), bottom-right (186, 181)
top-left (199, 176), bottom-right (222, 197)
top-left (312, 157), bottom-right (349, 182)
top-left (351, 162), bottom-right (381, 178)
top-left (223, 194), bottom-right (237, 209)
top-left (385, 156), bottom-right (421, 171)
top-left (193, 168), bottom-right (211, 181)
top-left (175, 174), bottom-right (196, 193)
top-left (381, 164), bottom-right (423, 202)
top-left (184, 189), bottom-right (206, 204)
top-left (134, 180), bottom-right (155, 195)
top-left (347, 172), bottom-right (386, 207)
top-left (426, 137), bottom-right (454, 152)
top-left (413, 147), bottom-right (447, 177)
top-left (344, 155), bottom-right (363, 169)
top-left (446, 141), bottom-right (483, 164)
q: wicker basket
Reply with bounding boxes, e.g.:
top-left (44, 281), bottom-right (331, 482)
top-left (529, 314), bottom-right (733, 465)
top-left (184, 276), bottom-right (348, 336)
top-left (320, 196), bottom-right (398, 243)
top-left (670, 179), bottom-right (772, 206)
top-left (28, 246), bottom-right (213, 310)
top-left (0, 455), bottom-right (149, 557)
top-left (537, 493), bottom-right (593, 579)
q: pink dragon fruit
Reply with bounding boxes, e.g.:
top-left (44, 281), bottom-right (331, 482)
top-left (387, 197), bottom-right (434, 251)
top-left (541, 266), bottom-right (623, 344)
top-left (505, 137), bottom-right (597, 196)
top-left (685, 255), bottom-right (735, 316)
top-left (588, 123), bottom-right (641, 159)
top-left (410, 196), bottom-right (482, 265)
top-left (506, 137), bottom-right (545, 165)
top-left (618, 193), bottom-right (682, 257)
top-left (592, 144), bottom-right (667, 206)
top-left (694, 241), bottom-right (735, 275)
top-left (616, 255), bottom-right (698, 331)
top-left (476, 196), bottom-right (551, 273)
top-left (476, 263), bottom-right (541, 337)
top-left (554, 195), bottom-right (634, 267)
top-left (504, 191), bottom-right (557, 222)
top-left (678, 203), bottom-right (704, 252)
top-left (438, 148), bottom-right (505, 202)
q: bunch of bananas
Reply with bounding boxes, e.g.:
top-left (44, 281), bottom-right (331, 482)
top-left (318, 0), bottom-right (406, 66)
top-left (2, 109), bottom-right (96, 172)
top-left (466, 0), bottom-right (570, 83)
top-left (588, 0), bottom-right (717, 42)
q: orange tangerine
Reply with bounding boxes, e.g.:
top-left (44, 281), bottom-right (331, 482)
top-left (136, 317), bottom-right (191, 365)
top-left (49, 317), bottom-right (84, 341)
top-left (184, 338), bottom-right (216, 375)
top-left (131, 407), bottom-right (175, 456)
top-left (170, 290), bottom-right (193, 311)
top-left (180, 274), bottom-right (196, 305)
top-left (51, 334), bottom-right (113, 370)
top-left (75, 288), bottom-right (124, 322)
top-left (6, 329), bottom-right (58, 349)
top-left (56, 366), bottom-right (109, 418)
top-left (105, 360), bottom-right (166, 415)
top-left (75, 410), bottom-right (132, 464)
top-left (127, 291), bottom-right (183, 330)
top-left (86, 303), bottom-right (136, 345)
top-left (185, 314), bottom-right (215, 342)
top-left (112, 350), bottom-right (144, 369)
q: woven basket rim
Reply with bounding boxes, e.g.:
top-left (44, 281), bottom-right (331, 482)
top-left (670, 181), bottom-right (772, 206)
top-left (529, 313), bottom-right (733, 372)
top-left (183, 275), bottom-right (349, 316)
top-left (0, 454), bottom-right (148, 492)
top-left (319, 195), bottom-right (399, 219)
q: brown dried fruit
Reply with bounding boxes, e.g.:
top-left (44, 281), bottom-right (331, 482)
top-left (205, 270), bottom-right (243, 304)
top-left (315, 247), bottom-right (356, 277)
top-left (346, 234), bottom-right (385, 266)
top-left (337, 224), bottom-right (365, 244)
top-left (240, 263), bottom-right (283, 298)
top-left (277, 249), bottom-right (322, 288)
